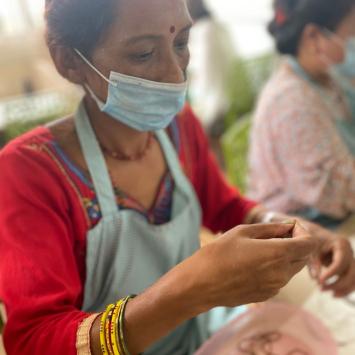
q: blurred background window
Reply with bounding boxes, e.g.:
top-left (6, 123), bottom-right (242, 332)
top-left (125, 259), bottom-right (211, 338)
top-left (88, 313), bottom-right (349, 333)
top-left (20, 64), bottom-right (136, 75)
top-left (0, 0), bottom-right (80, 141)
top-left (0, 0), bottom-right (44, 34)
top-left (206, 0), bottom-right (273, 57)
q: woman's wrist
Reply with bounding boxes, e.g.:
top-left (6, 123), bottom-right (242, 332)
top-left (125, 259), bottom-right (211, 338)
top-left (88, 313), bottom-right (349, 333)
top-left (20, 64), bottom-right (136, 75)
top-left (120, 253), bottom-right (210, 354)
top-left (90, 263), bottom-right (205, 355)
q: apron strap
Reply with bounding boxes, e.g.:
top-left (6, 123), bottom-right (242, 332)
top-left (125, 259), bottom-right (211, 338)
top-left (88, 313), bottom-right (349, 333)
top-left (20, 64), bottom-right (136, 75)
top-left (74, 102), bottom-right (118, 216)
top-left (74, 102), bottom-right (192, 217)
top-left (155, 129), bottom-right (192, 197)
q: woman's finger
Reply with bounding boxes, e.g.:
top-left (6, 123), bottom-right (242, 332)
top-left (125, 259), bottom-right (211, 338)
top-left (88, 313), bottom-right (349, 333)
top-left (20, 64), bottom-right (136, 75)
top-left (319, 241), bottom-right (353, 284)
top-left (322, 262), bottom-right (355, 294)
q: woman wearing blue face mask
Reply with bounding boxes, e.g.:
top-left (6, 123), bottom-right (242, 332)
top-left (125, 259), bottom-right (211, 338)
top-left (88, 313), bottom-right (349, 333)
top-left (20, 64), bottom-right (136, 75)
top-left (249, 0), bottom-right (355, 228)
top-left (0, 0), bottom-right (353, 354)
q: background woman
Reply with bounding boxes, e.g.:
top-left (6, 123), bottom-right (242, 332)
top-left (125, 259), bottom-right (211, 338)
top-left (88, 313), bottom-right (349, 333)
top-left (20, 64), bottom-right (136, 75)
top-left (249, 0), bottom-right (355, 228)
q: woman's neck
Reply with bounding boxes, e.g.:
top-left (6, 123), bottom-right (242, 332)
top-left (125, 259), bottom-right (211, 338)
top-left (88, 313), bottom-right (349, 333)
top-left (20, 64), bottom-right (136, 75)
top-left (83, 96), bottom-right (150, 158)
top-left (296, 54), bottom-right (332, 87)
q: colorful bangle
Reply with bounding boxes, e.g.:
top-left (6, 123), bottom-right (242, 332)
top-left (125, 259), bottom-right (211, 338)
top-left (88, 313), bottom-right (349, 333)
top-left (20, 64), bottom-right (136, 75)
top-left (105, 307), bottom-right (116, 355)
top-left (116, 299), bottom-right (127, 354)
top-left (111, 300), bottom-right (124, 355)
top-left (118, 296), bottom-right (135, 355)
top-left (100, 304), bottom-right (114, 355)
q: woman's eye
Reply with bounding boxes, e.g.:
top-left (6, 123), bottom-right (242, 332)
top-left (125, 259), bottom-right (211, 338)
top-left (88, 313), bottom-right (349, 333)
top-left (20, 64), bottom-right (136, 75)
top-left (131, 50), bottom-right (154, 62)
top-left (175, 41), bottom-right (189, 51)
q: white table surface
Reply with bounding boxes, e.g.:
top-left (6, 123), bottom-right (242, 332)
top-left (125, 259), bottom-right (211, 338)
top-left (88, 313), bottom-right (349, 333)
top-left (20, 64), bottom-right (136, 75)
top-left (274, 217), bottom-right (355, 355)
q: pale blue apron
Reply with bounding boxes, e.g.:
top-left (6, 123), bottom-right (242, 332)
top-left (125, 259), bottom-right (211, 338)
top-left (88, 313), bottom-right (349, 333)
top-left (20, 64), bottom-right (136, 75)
top-left (335, 80), bottom-right (355, 155)
top-left (74, 102), bottom-right (211, 354)
top-left (287, 57), bottom-right (352, 228)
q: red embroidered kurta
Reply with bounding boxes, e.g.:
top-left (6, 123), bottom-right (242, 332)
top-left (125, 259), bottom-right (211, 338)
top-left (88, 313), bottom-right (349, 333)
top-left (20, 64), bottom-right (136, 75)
top-left (0, 105), bottom-right (256, 355)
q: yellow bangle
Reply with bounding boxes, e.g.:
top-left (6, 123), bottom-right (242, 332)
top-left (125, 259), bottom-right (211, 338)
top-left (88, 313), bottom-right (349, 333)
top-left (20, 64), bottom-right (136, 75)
top-left (119, 296), bottom-right (134, 355)
top-left (100, 304), bottom-right (114, 355)
top-left (105, 307), bottom-right (115, 355)
top-left (111, 299), bottom-right (124, 355)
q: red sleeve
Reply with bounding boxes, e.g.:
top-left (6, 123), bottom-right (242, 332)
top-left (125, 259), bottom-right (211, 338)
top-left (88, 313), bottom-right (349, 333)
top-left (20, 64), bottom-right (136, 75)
top-left (178, 106), bottom-right (258, 233)
top-left (0, 143), bottom-right (89, 355)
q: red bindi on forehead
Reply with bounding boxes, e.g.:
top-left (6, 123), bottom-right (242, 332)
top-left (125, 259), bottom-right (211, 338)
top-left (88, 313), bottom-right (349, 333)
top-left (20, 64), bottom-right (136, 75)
top-left (170, 25), bottom-right (176, 34)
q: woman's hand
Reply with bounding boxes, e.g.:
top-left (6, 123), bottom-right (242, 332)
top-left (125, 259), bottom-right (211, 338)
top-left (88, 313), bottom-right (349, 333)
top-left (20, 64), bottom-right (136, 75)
top-left (103, 222), bottom-right (317, 355)
top-left (188, 222), bottom-right (317, 309)
top-left (252, 207), bottom-right (355, 296)
top-left (303, 222), bottom-right (354, 296)
top-left (321, 258), bottom-right (355, 297)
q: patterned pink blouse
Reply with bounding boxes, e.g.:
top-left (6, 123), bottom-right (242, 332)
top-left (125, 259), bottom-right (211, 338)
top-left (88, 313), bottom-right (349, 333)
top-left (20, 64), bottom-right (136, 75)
top-left (248, 60), bottom-right (355, 219)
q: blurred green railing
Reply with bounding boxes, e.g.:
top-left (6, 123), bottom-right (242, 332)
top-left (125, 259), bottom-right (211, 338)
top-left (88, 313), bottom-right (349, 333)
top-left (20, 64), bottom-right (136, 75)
top-left (222, 53), bottom-right (276, 192)
top-left (0, 90), bottom-right (79, 147)
top-left (221, 113), bottom-right (252, 193)
top-left (224, 53), bottom-right (275, 129)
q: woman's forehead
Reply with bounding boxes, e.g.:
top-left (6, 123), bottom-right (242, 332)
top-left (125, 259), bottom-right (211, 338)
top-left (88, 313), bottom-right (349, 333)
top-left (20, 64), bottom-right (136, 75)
top-left (113, 0), bottom-right (192, 39)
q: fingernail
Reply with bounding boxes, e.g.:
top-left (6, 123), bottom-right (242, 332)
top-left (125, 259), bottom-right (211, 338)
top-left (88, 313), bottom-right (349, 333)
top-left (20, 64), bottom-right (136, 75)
top-left (324, 275), bottom-right (339, 286)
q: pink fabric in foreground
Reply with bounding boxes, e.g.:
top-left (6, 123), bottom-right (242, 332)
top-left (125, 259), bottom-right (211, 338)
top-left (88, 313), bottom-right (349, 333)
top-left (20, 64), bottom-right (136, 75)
top-left (196, 302), bottom-right (337, 355)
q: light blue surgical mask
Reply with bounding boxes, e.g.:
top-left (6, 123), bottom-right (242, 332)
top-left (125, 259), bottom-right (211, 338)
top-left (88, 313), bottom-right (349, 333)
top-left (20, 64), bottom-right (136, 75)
top-left (325, 33), bottom-right (355, 105)
top-left (75, 49), bottom-right (187, 132)
top-left (320, 32), bottom-right (355, 155)
top-left (332, 36), bottom-right (355, 78)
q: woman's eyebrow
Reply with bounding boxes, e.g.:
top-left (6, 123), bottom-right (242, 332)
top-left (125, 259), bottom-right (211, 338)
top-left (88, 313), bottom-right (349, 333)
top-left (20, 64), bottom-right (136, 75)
top-left (125, 23), bottom-right (193, 45)
top-left (125, 34), bottom-right (161, 46)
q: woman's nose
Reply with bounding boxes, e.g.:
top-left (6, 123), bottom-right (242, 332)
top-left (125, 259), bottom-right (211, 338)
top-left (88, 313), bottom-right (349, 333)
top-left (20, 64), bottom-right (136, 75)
top-left (161, 53), bottom-right (186, 84)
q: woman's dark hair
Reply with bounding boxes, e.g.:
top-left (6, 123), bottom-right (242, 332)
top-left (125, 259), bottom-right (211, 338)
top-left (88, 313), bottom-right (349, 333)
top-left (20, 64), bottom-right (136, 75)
top-left (45, 0), bottom-right (118, 57)
top-left (268, 0), bottom-right (355, 55)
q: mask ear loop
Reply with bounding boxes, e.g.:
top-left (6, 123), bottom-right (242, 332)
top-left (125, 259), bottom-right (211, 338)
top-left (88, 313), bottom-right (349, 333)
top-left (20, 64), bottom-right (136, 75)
top-left (73, 48), bottom-right (118, 88)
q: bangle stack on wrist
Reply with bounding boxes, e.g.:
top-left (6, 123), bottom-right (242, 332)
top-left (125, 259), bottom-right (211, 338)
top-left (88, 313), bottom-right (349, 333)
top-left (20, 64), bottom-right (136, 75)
top-left (100, 296), bottom-right (135, 355)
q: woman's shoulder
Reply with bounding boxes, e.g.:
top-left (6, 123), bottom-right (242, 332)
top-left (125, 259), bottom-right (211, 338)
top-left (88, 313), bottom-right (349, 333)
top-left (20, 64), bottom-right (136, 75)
top-left (259, 61), bottom-right (318, 106)
top-left (1, 115), bottom-right (75, 156)
top-left (0, 125), bottom-right (53, 161)
top-left (0, 119), bottom-right (70, 182)
top-left (255, 61), bottom-right (325, 125)
top-left (0, 118), bottom-right (84, 214)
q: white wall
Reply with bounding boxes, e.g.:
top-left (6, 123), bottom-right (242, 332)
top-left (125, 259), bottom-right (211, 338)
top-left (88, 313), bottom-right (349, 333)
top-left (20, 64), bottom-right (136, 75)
top-left (0, 0), bottom-right (274, 56)
top-left (0, 0), bottom-right (44, 34)
top-left (206, 0), bottom-right (275, 57)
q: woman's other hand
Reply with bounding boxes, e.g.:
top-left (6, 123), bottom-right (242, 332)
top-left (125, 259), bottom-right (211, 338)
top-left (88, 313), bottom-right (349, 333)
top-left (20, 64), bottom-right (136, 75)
top-left (255, 208), bottom-right (355, 297)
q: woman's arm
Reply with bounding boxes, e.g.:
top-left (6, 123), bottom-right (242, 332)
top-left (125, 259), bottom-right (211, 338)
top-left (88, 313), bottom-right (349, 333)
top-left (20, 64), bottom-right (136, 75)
top-left (89, 223), bottom-right (317, 354)
top-left (0, 146), bottom-right (92, 355)
top-left (0, 141), bottom-right (318, 355)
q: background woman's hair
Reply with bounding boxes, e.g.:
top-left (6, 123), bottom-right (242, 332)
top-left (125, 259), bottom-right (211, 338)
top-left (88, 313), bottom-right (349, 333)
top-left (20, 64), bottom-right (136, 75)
top-left (187, 0), bottom-right (211, 21)
top-left (268, 0), bottom-right (355, 55)
top-left (45, 0), bottom-right (118, 57)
